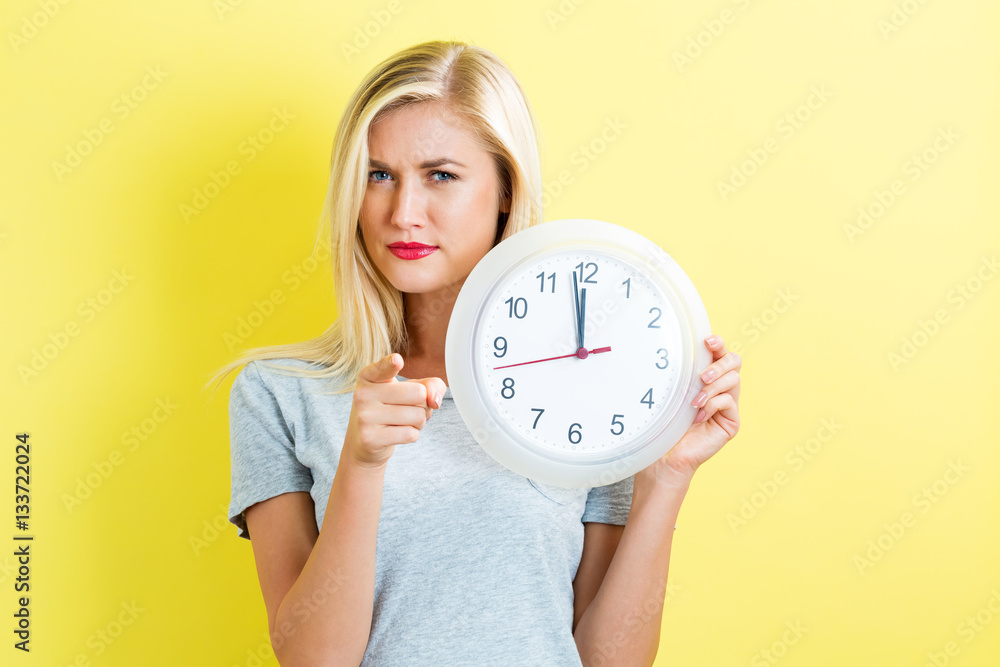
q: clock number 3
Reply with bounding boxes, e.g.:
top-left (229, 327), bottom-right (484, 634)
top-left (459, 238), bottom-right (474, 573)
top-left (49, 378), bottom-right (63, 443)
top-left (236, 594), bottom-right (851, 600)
top-left (656, 347), bottom-right (669, 369)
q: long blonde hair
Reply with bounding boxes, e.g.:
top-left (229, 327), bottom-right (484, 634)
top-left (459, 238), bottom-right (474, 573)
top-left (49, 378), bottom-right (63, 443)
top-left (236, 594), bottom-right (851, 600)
top-left (204, 40), bottom-right (544, 398)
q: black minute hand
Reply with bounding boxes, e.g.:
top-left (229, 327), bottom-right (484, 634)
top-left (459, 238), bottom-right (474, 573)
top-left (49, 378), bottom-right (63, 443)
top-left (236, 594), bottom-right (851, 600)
top-left (572, 271), bottom-right (582, 351)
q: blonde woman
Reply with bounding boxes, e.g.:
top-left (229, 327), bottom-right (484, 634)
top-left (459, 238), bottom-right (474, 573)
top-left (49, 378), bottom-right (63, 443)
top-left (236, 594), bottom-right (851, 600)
top-left (209, 40), bottom-right (742, 666)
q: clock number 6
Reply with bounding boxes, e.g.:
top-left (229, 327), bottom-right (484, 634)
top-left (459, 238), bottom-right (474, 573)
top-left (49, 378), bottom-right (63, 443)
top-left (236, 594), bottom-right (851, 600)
top-left (501, 377), bottom-right (515, 399)
top-left (568, 423), bottom-right (582, 444)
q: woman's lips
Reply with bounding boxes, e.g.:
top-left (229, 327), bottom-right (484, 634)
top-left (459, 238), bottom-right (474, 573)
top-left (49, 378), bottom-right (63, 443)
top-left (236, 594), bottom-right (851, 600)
top-left (387, 244), bottom-right (438, 260)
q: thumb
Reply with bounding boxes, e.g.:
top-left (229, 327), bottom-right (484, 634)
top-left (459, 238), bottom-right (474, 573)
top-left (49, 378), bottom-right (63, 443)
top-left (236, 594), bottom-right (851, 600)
top-left (359, 353), bottom-right (402, 384)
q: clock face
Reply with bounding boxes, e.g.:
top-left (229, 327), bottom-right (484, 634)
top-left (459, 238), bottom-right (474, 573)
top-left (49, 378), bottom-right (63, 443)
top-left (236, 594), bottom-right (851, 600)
top-left (475, 246), bottom-right (685, 461)
top-left (446, 218), bottom-right (711, 488)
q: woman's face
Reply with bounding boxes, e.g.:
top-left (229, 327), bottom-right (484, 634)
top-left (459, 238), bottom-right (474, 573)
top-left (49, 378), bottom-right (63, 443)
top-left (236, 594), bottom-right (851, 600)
top-left (359, 101), bottom-right (509, 300)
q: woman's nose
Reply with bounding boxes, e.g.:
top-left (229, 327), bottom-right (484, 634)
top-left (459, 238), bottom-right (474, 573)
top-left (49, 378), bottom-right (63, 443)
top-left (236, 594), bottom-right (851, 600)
top-left (390, 178), bottom-right (427, 229)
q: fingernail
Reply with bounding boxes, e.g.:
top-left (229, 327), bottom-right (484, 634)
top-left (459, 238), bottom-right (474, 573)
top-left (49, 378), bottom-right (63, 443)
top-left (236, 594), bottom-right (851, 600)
top-left (691, 391), bottom-right (707, 408)
top-left (434, 392), bottom-right (442, 408)
top-left (706, 336), bottom-right (719, 346)
top-left (694, 409), bottom-right (706, 423)
top-left (701, 369), bottom-right (715, 383)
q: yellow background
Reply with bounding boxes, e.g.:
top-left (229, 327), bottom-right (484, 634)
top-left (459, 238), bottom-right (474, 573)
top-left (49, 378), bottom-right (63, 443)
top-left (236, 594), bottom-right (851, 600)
top-left (2, 0), bottom-right (998, 665)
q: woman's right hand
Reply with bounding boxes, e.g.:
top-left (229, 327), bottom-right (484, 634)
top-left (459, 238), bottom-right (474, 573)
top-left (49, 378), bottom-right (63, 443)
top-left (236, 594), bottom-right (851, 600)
top-left (343, 353), bottom-right (447, 469)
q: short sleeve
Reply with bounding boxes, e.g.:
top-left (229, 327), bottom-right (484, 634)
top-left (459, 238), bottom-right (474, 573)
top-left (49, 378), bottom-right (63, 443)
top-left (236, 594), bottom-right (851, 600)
top-left (228, 361), bottom-right (314, 540)
top-left (581, 474), bottom-right (634, 525)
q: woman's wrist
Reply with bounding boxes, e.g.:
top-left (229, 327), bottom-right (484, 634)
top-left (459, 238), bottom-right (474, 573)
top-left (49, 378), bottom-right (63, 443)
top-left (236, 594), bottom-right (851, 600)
top-left (628, 465), bottom-right (689, 531)
top-left (638, 459), bottom-right (695, 490)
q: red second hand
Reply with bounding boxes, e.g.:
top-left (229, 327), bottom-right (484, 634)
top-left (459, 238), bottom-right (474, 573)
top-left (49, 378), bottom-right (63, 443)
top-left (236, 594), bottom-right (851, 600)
top-left (493, 346), bottom-right (611, 370)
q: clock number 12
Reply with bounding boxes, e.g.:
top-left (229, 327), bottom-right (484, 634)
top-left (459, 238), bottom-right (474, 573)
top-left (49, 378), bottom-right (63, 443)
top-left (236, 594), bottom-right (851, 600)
top-left (575, 262), bottom-right (598, 284)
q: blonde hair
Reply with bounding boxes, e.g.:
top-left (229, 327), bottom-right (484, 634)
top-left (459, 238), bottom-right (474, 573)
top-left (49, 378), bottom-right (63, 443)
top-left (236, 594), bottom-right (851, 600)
top-left (204, 40), bottom-right (544, 398)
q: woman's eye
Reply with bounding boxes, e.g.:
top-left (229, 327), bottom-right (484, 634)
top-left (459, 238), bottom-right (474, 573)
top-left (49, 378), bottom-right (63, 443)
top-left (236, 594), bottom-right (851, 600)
top-left (431, 170), bottom-right (457, 181)
top-left (368, 170), bottom-right (390, 181)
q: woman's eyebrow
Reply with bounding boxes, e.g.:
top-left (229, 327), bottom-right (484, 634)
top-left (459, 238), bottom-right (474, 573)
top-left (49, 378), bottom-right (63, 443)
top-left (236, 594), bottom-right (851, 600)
top-left (368, 157), bottom-right (467, 169)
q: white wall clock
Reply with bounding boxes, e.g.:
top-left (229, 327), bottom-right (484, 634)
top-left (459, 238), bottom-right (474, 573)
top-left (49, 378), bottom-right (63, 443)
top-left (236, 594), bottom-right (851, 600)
top-left (445, 218), bottom-right (712, 488)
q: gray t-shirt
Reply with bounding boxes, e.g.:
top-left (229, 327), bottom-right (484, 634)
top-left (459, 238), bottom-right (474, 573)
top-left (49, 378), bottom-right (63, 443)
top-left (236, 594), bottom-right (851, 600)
top-left (228, 358), bottom-right (634, 666)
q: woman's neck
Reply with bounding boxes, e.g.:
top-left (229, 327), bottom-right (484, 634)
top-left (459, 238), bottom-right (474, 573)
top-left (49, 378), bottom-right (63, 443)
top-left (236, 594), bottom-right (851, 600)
top-left (401, 286), bottom-right (461, 383)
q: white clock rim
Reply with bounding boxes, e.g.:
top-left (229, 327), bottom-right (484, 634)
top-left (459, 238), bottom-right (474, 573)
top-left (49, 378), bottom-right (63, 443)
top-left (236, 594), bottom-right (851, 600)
top-left (446, 219), bottom-right (712, 488)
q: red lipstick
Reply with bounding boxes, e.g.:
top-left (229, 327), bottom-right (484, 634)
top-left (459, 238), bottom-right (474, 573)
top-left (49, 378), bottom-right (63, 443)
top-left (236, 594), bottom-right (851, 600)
top-left (388, 242), bottom-right (438, 260)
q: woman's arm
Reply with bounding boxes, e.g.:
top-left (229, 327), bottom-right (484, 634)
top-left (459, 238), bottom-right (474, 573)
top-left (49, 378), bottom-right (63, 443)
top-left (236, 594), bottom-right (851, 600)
top-left (248, 353), bottom-right (440, 666)
top-left (572, 470), bottom-right (688, 667)
top-left (247, 458), bottom-right (387, 667)
top-left (573, 335), bottom-right (742, 666)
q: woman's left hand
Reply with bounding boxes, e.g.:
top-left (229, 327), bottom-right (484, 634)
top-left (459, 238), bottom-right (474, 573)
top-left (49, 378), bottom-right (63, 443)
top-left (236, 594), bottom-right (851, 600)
top-left (647, 335), bottom-right (742, 484)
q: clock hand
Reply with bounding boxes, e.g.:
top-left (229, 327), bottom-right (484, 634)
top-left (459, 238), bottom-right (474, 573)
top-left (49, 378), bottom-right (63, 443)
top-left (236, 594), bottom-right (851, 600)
top-left (492, 346), bottom-right (611, 370)
top-left (572, 271), bottom-right (582, 351)
top-left (579, 286), bottom-right (587, 350)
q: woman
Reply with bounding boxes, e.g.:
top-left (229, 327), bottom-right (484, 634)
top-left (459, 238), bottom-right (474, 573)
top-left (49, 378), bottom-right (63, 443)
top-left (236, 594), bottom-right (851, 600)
top-left (209, 40), bottom-right (741, 666)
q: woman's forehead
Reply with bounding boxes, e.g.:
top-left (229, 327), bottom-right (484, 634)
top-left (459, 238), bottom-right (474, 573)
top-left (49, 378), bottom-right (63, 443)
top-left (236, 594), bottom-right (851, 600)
top-left (368, 103), bottom-right (488, 160)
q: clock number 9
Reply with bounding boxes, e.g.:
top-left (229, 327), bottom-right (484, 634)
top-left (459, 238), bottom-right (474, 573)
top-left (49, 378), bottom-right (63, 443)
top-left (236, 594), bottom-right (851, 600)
top-left (505, 296), bottom-right (528, 319)
top-left (493, 336), bottom-right (507, 358)
top-left (501, 377), bottom-right (515, 399)
top-left (656, 347), bottom-right (669, 369)
top-left (568, 423), bottom-right (582, 444)
top-left (610, 414), bottom-right (625, 436)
